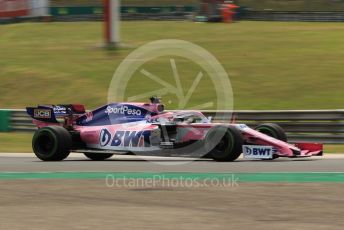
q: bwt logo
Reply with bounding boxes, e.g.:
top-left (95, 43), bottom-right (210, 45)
top-left (244, 146), bottom-right (271, 156)
top-left (100, 129), bottom-right (150, 147)
top-left (105, 106), bottom-right (142, 116)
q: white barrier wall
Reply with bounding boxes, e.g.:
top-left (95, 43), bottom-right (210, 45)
top-left (29, 0), bottom-right (49, 17)
top-left (104, 0), bottom-right (120, 45)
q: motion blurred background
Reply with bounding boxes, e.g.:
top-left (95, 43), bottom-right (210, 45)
top-left (0, 0), bottom-right (344, 152)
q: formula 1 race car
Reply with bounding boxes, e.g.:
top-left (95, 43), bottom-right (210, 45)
top-left (26, 97), bottom-right (323, 161)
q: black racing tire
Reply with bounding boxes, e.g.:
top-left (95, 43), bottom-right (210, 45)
top-left (32, 126), bottom-right (72, 161)
top-left (205, 126), bottom-right (244, 162)
top-left (254, 123), bottom-right (287, 142)
top-left (84, 153), bottom-right (114, 161)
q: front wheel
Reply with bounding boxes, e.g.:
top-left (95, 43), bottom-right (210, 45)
top-left (205, 126), bottom-right (244, 162)
top-left (32, 126), bottom-right (72, 161)
top-left (255, 123), bottom-right (287, 160)
top-left (84, 153), bottom-right (113, 161)
top-left (254, 123), bottom-right (287, 142)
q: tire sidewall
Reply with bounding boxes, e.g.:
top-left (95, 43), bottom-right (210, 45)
top-left (255, 123), bottom-right (287, 142)
top-left (205, 126), bottom-right (243, 162)
top-left (32, 126), bottom-right (71, 161)
top-left (33, 128), bottom-right (58, 160)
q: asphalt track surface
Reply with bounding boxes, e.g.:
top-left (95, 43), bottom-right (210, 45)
top-left (1, 153), bottom-right (343, 230)
top-left (0, 153), bottom-right (344, 173)
top-left (1, 180), bottom-right (343, 230)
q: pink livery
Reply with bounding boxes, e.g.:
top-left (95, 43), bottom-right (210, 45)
top-left (26, 97), bottom-right (323, 161)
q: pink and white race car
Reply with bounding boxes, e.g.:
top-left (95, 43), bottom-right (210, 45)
top-left (26, 97), bottom-right (323, 161)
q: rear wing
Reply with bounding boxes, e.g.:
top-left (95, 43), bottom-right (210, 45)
top-left (26, 104), bottom-right (86, 124)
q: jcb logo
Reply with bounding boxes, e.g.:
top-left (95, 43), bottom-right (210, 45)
top-left (34, 109), bottom-right (51, 118)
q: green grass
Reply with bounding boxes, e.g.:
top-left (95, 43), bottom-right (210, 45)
top-left (1, 21), bottom-right (344, 110)
top-left (325, 145), bottom-right (344, 154)
top-left (1, 21), bottom-right (343, 153)
top-left (0, 132), bottom-right (343, 153)
top-left (0, 133), bottom-right (33, 153)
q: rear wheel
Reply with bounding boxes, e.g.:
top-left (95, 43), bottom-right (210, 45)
top-left (205, 126), bottom-right (243, 162)
top-left (32, 126), bottom-right (72, 161)
top-left (84, 153), bottom-right (113, 161)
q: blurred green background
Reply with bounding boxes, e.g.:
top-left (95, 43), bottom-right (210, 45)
top-left (1, 21), bottom-right (343, 110)
top-left (1, 1), bottom-right (344, 152)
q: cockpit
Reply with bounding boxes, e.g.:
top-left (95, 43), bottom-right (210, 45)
top-left (148, 111), bottom-right (210, 125)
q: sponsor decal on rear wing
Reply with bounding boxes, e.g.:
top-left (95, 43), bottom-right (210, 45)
top-left (26, 104), bottom-right (86, 123)
top-left (26, 106), bottom-right (58, 123)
